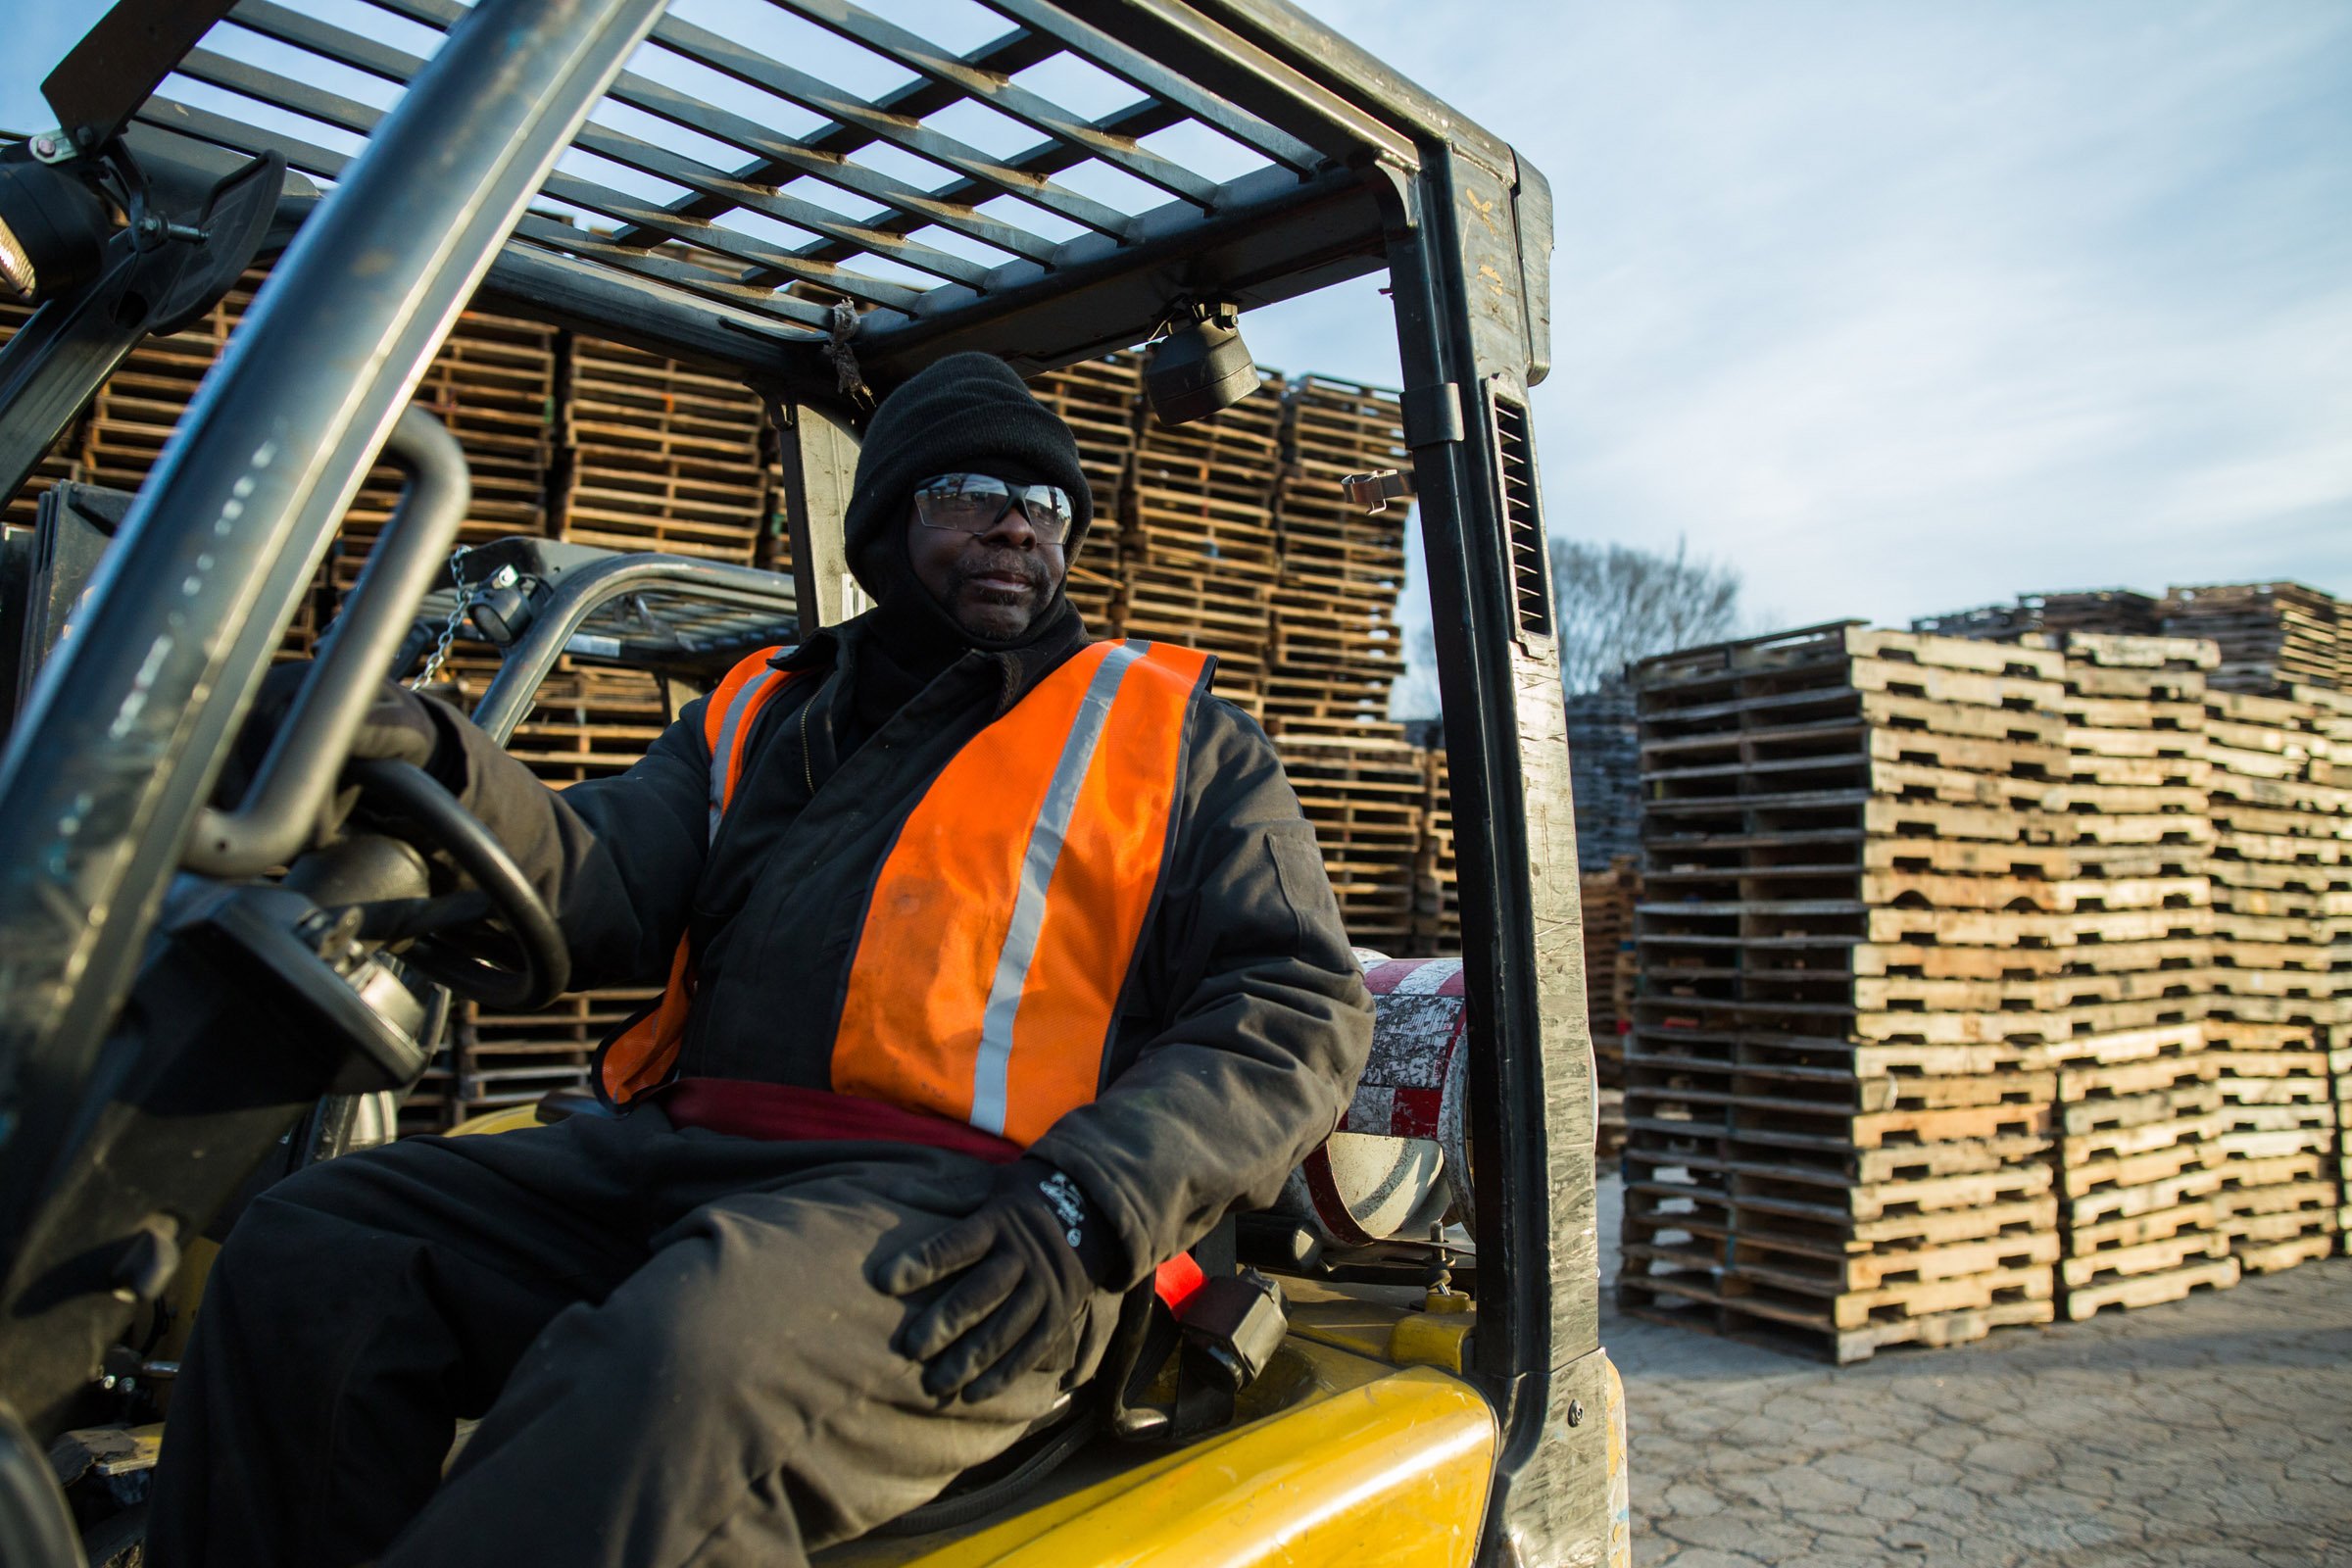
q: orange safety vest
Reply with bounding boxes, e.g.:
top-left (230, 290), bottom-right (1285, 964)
top-left (596, 638), bottom-right (1214, 1147)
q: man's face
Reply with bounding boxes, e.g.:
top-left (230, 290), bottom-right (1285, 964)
top-left (906, 467), bottom-right (1069, 642)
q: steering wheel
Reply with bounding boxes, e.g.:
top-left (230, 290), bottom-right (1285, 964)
top-left (344, 759), bottom-right (570, 1010)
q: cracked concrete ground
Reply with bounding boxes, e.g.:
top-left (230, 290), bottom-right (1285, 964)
top-left (1598, 1172), bottom-right (2352, 1567)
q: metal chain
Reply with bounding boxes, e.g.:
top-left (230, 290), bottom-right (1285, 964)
top-left (410, 546), bottom-right (475, 691)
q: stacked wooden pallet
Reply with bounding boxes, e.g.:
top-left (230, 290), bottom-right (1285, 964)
top-left (1410, 744), bottom-right (1459, 956)
top-left (1579, 856), bottom-right (1639, 1088)
top-left (1914, 590), bottom-right (2162, 643)
top-left (2043, 633), bottom-right (2235, 1318)
top-left (380, 331), bottom-right (757, 1130)
top-left (1275, 735), bottom-right (1427, 956)
top-left (2307, 689), bottom-right (2352, 1253)
top-left (504, 662), bottom-right (670, 786)
top-left (1264, 377), bottom-right (1411, 741)
top-left (559, 339), bottom-right (772, 564)
top-left (1030, 355), bottom-right (1140, 630)
top-left (452, 987), bottom-right (662, 1115)
top-left (1566, 683), bottom-right (1642, 870)
top-left (2201, 687), bottom-right (2347, 1271)
top-left (326, 310), bottom-right (560, 631)
top-left (76, 281), bottom-right (248, 496)
top-left (1621, 623), bottom-right (2068, 1361)
top-left (1117, 371), bottom-right (1284, 717)
top-left (2162, 582), bottom-right (2341, 695)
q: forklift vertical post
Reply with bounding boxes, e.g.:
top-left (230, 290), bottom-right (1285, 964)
top-left (1381, 143), bottom-right (1608, 1568)
top-left (778, 400), bottom-right (864, 633)
top-left (0, 0), bottom-right (666, 1261)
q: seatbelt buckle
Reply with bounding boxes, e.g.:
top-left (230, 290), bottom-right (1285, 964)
top-left (1174, 1268), bottom-right (1286, 1391)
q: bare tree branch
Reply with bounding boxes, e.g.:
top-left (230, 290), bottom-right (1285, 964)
top-left (1549, 536), bottom-right (1745, 693)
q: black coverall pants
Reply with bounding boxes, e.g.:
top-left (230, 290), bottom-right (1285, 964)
top-left (146, 1105), bottom-right (1118, 1568)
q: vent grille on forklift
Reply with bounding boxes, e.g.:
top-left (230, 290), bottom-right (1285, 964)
top-left (1493, 395), bottom-right (1550, 639)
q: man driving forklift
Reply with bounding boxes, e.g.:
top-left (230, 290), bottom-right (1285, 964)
top-left (147, 352), bottom-right (1373, 1567)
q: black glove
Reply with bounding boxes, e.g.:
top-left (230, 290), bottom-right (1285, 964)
top-left (874, 1159), bottom-right (1117, 1404)
top-left (217, 663), bottom-right (459, 807)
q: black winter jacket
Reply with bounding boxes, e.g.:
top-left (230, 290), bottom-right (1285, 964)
top-left (437, 611), bottom-right (1374, 1289)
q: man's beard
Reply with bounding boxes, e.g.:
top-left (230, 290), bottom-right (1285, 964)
top-left (945, 550), bottom-right (1053, 632)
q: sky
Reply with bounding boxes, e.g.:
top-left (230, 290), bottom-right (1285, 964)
top-left (1245, 0), bottom-right (2352, 635)
top-left (4, 0), bottom-right (2347, 644)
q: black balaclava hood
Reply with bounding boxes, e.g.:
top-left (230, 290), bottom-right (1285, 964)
top-left (835, 355), bottom-right (1094, 743)
top-left (844, 351), bottom-right (1093, 657)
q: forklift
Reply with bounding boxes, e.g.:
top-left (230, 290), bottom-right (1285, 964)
top-left (0, 1), bottom-right (1626, 1562)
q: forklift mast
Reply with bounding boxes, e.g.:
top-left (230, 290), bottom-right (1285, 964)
top-left (0, 1), bottom-right (1606, 1559)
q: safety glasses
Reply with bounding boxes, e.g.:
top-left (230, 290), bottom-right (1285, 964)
top-left (913, 473), bottom-right (1076, 545)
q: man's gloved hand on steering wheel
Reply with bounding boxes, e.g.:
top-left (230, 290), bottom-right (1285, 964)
top-left (215, 663), bottom-right (466, 807)
top-left (874, 1158), bottom-right (1120, 1404)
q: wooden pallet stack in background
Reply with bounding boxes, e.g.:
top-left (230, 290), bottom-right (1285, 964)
top-left (2042, 633), bottom-right (2234, 1318)
top-left (1619, 624), bottom-right (2066, 1361)
top-left (1264, 377), bottom-right (1410, 741)
top-left (452, 988), bottom-right (662, 1116)
top-left (2201, 688), bottom-right (2346, 1272)
top-left (1030, 354), bottom-right (1140, 630)
top-left (1117, 372), bottom-right (1284, 717)
top-left (558, 339), bottom-right (773, 564)
top-left (1566, 682), bottom-right (1642, 872)
top-left (327, 309), bottom-right (561, 627)
top-left (2308, 689), bottom-right (2352, 1253)
top-left (2162, 582), bottom-right (2341, 695)
top-left (417, 336), bottom-right (779, 1133)
top-left (1579, 856), bottom-right (1639, 1090)
top-left (1275, 734), bottom-right (1427, 956)
top-left (75, 280), bottom-right (248, 496)
top-left (1914, 589), bottom-right (2162, 644)
top-left (1410, 744), bottom-right (1458, 956)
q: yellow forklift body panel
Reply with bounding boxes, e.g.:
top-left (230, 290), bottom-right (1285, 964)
top-left (831, 1350), bottom-right (1494, 1568)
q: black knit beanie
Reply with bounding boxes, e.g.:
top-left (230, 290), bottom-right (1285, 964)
top-left (844, 352), bottom-right (1093, 602)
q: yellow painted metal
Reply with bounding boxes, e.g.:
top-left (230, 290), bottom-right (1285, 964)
top-left (1385, 1309), bottom-right (1475, 1374)
top-left (1602, 1353), bottom-right (1632, 1568)
top-left (445, 1103), bottom-right (543, 1138)
top-left (864, 1349), bottom-right (1494, 1568)
top-left (1284, 1294), bottom-right (1476, 1375)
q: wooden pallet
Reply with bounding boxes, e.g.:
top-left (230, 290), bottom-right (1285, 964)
top-left (558, 338), bottom-right (770, 564)
top-left (454, 986), bottom-right (659, 1117)
top-left (2161, 582), bottom-right (2340, 696)
top-left (505, 663), bottom-right (669, 785)
top-left (2058, 1223), bottom-right (2230, 1287)
top-left (1030, 353), bottom-right (1140, 545)
top-left (1617, 1265), bottom-right (2054, 1364)
top-left (2060, 1255), bottom-right (2239, 1319)
top-left (1276, 736), bottom-right (1428, 953)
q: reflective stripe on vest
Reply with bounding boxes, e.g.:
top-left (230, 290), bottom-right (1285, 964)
top-left (597, 647), bottom-right (799, 1104)
top-left (831, 639), bottom-right (1210, 1144)
top-left (596, 637), bottom-right (1212, 1130)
